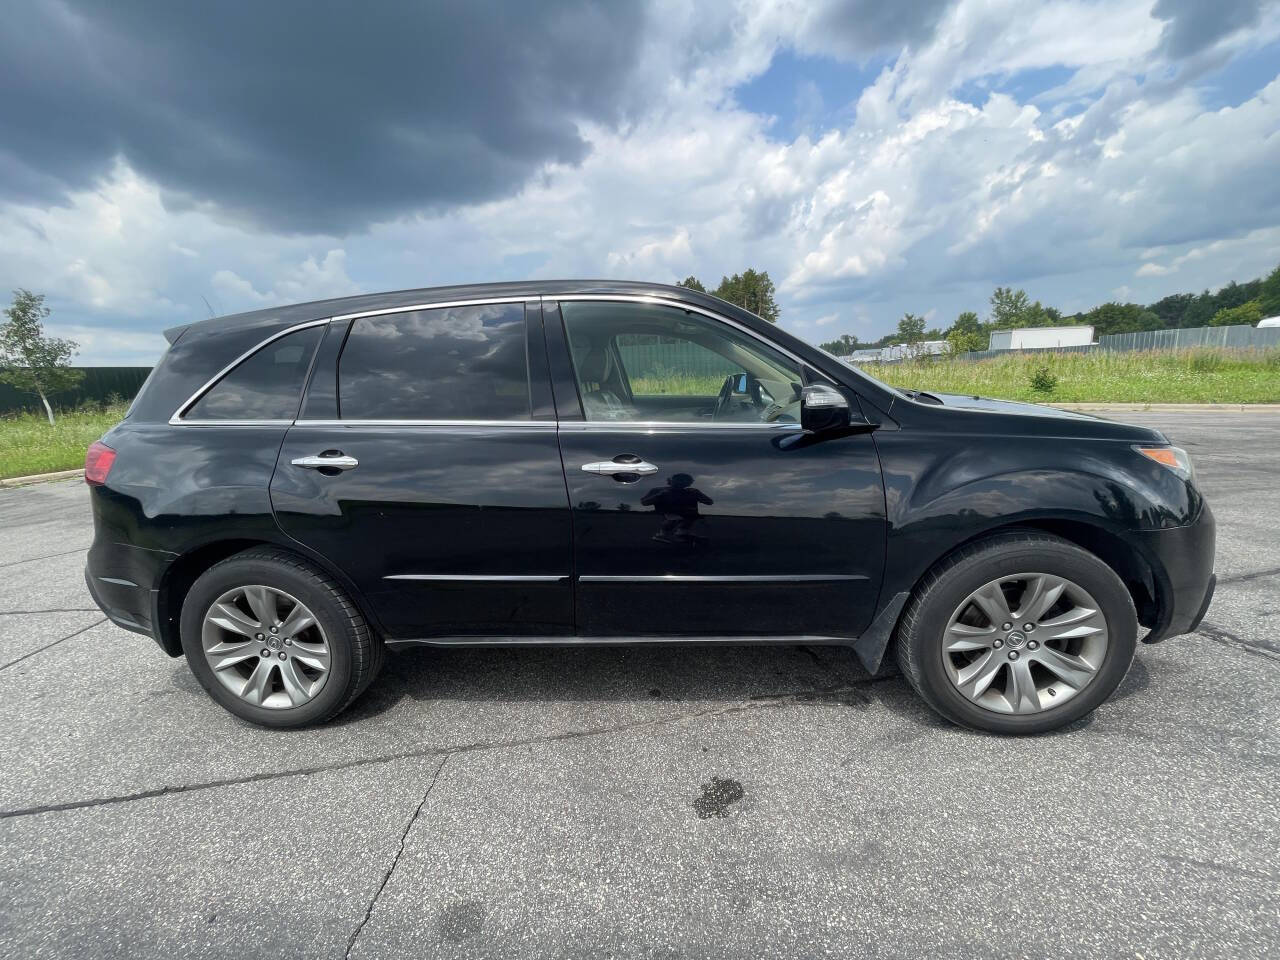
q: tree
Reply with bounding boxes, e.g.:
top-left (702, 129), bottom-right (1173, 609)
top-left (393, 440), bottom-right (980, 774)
top-left (713, 269), bottom-right (780, 323)
top-left (676, 276), bottom-right (707, 293)
top-left (819, 333), bottom-right (861, 356)
top-left (946, 310), bottom-right (986, 354)
top-left (1259, 264), bottom-right (1280, 318)
top-left (0, 290), bottom-right (83, 425)
top-left (1210, 300), bottom-right (1262, 327)
top-left (988, 286), bottom-right (1062, 329)
top-left (1081, 302), bottom-right (1159, 336)
top-left (896, 312), bottom-right (926, 345)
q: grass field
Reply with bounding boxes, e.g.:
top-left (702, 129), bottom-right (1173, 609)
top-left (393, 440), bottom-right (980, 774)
top-left (865, 348), bottom-right (1280, 404)
top-left (0, 403), bottom-right (127, 480)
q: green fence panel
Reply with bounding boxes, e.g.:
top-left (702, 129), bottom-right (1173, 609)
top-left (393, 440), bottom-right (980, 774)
top-left (0, 367), bottom-right (152, 416)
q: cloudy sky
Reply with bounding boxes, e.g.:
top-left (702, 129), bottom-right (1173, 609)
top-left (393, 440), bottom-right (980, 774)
top-left (2, 0), bottom-right (1278, 363)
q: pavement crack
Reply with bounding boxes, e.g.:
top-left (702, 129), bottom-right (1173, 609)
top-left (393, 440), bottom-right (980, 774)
top-left (0, 608), bottom-right (100, 616)
top-left (0, 618), bottom-right (108, 672)
top-left (0, 677), bottom-right (897, 821)
top-left (0, 547), bottom-right (88, 569)
top-left (1216, 565), bottom-right (1280, 586)
top-left (1195, 622), bottom-right (1280, 666)
top-left (345, 756), bottom-right (448, 959)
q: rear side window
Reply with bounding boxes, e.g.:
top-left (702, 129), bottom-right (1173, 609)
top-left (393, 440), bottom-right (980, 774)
top-left (338, 303), bottom-right (529, 420)
top-left (185, 326), bottom-right (322, 421)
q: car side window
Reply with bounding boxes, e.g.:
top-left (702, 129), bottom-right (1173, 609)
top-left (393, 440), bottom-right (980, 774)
top-left (561, 301), bottom-right (802, 423)
top-left (185, 325), bottom-right (323, 421)
top-left (337, 303), bottom-right (530, 421)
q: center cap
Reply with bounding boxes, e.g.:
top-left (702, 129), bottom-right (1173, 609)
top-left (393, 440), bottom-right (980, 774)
top-left (267, 636), bottom-right (282, 650)
top-left (1005, 630), bottom-right (1027, 648)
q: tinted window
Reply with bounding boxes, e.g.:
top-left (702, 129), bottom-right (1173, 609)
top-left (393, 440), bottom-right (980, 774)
top-left (561, 301), bottom-right (801, 423)
top-left (186, 326), bottom-right (322, 421)
top-left (339, 304), bottom-right (529, 420)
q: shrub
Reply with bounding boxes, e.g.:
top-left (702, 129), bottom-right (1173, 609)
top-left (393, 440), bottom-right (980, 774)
top-left (1029, 365), bottom-right (1058, 394)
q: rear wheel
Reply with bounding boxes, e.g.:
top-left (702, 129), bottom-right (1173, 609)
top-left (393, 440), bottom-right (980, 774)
top-left (180, 548), bottom-right (382, 727)
top-left (895, 532), bottom-right (1137, 734)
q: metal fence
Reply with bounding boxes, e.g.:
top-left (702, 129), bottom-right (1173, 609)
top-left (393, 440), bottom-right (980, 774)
top-left (616, 342), bottom-right (740, 379)
top-left (0, 367), bottom-right (152, 416)
top-left (948, 323), bottom-right (1280, 363)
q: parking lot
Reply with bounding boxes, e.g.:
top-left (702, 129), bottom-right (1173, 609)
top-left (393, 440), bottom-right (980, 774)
top-left (1, 410), bottom-right (1276, 959)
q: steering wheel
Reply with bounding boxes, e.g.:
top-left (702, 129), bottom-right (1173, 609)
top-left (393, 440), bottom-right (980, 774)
top-left (712, 374), bottom-right (736, 421)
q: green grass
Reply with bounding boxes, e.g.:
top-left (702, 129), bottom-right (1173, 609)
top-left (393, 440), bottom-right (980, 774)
top-left (865, 348), bottom-right (1280, 404)
top-left (0, 403), bottom-right (128, 480)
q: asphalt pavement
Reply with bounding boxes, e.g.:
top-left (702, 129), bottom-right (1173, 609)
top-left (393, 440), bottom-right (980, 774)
top-left (1, 411), bottom-right (1276, 959)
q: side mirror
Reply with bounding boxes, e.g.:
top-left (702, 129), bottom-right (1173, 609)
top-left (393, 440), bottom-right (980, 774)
top-left (801, 384), bottom-right (851, 433)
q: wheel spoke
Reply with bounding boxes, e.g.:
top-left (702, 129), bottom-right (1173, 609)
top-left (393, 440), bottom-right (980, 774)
top-left (243, 586), bottom-right (279, 626)
top-left (946, 622), bottom-right (998, 652)
top-left (205, 640), bottom-right (258, 671)
top-left (1005, 659), bottom-right (1041, 713)
top-left (969, 583), bottom-right (1013, 627)
top-left (240, 658), bottom-right (275, 705)
top-left (278, 604), bottom-right (316, 639)
top-left (1035, 646), bottom-right (1098, 689)
top-left (1039, 607), bottom-right (1106, 642)
top-left (287, 639), bottom-right (329, 671)
top-left (207, 602), bottom-right (260, 637)
top-left (1015, 575), bottom-right (1065, 623)
top-left (278, 660), bottom-right (313, 706)
top-left (955, 649), bottom-right (1005, 700)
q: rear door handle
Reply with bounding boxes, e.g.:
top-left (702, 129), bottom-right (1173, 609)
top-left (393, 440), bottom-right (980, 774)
top-left (581, 458), bottom-right (658, 476)
top-left (291, 453), bottom-right (359, 471)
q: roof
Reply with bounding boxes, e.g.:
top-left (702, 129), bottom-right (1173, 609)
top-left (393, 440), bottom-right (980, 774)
top-left (164, 280), bottom-right (748, 343)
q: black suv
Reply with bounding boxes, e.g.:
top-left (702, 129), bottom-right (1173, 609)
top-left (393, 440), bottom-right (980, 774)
top-left (85, 281), bottom-right (1215, 733)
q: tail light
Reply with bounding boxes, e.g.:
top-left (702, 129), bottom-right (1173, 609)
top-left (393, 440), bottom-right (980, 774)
top-left (85, 441), bottom-right (117, 486)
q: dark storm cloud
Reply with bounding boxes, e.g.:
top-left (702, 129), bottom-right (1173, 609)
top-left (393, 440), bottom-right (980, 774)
top-left (1153, 0), bottom-right (1267, 58)
top-left (804, 0), bottom-right (952, 55)
top-left (0, 1), bottom-right (645, 232)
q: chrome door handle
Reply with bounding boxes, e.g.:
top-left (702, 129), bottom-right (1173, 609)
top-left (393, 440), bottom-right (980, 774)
top-left (291, 454), bottom-right (359, 471)
top-left (581, 458), bottom-right (658, 476)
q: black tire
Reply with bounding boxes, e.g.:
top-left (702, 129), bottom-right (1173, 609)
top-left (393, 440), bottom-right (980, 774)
top-left (180, 547), bottom-right (383, 727)
top-left (895, 531), bottom-right (1137, 735)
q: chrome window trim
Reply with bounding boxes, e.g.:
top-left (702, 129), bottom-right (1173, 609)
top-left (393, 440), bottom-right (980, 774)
top-left (384, 574), bottom-right (568, 582)
top-left (169, 318), bottom-right (332, 426)
top-left (557, 420), bottom-right (801, 432)
top-left (331, 296), bottom-right (531, 323)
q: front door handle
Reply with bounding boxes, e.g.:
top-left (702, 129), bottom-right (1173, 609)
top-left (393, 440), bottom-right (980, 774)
top-left (291, 453), bottom-right (359, 471)
top-left (581, 457), bottom-right (658, 476)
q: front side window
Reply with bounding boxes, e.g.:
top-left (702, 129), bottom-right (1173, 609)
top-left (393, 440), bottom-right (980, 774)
top-left (561, 301), bottom-right (802, 423)
top-left (185, 325), bottom-right (322, 421)
top-left (338, 303), bottom-right (529, 421)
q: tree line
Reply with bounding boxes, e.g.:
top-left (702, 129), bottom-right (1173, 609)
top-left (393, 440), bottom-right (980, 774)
top-left (818, 261), bottom-right (1280, 356)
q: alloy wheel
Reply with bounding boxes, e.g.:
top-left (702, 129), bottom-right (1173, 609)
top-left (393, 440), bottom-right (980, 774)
top-left (200, 585), bottom-right (331, 709)
top-left (942, 572), bottom-right (1109, 715)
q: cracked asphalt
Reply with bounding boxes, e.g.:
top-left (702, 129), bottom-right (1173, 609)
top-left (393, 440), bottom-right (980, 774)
top-left (1, 411), bottom-right (1277, 959)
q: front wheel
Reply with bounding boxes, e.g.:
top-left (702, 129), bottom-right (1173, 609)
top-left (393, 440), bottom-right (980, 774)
top-left (180, 548), bottom-right (383, 727)
top-left (895, 532), bottom-right (1137, 735)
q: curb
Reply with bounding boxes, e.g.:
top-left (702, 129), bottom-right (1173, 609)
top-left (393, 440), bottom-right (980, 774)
top-left (1052, 403), bottom-right (1280, 412)
top-left (0, 468), bottom-right (84, 488)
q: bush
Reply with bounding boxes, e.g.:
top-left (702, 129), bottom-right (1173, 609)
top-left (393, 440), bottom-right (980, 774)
top-left (1029, 365), bottom-right (1058, 394)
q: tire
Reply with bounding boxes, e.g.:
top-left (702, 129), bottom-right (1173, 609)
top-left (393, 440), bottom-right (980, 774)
top-left (895, 531), bottom-right (1137, 735)
top-left (180, 547), bottom-right (383, 727)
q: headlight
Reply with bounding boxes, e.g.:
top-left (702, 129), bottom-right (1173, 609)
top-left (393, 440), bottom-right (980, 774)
top-left (1134, 445), bottom-right (1194, 481)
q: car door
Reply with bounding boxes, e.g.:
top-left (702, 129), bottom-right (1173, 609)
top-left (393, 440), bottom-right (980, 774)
top-left (270, 298), bottom-right (574, 639)
top-left (545, 296), bottom-right (886, 639)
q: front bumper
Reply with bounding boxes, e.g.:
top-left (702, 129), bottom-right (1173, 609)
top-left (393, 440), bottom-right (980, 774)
top-left (1133, 501), bottom-right (1216, 644)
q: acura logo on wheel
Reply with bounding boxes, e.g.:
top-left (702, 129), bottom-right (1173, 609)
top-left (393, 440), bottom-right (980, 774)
top-left (1005, 630), bottom-right (1027, 648)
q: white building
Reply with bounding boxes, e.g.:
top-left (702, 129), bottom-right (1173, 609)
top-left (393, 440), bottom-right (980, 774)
top-left (988, 325), bottom-right (1095, 350)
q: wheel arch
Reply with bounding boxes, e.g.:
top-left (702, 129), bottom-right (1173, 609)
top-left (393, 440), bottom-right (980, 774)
top-left (154, 538), bottom-right (381, 656)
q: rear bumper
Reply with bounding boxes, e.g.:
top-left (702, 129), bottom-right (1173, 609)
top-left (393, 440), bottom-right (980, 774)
top-left (84, 538), bottom-right (177, 655)
top-left (1135, 501), bottom-right (1216, 644)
